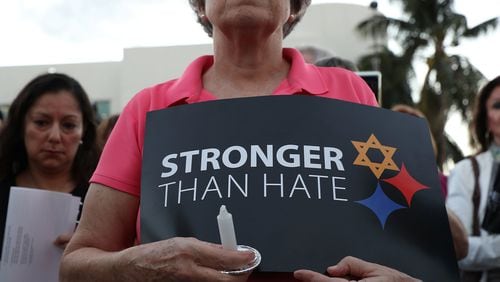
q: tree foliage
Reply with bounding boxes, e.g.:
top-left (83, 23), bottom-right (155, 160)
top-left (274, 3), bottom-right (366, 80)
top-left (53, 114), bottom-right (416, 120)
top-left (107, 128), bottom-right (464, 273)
top-left (356, 0), bottom-right (498, 167)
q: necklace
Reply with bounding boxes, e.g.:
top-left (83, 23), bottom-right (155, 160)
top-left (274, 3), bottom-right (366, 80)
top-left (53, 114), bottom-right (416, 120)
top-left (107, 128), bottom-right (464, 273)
top-left (490, 144), bottom-right (500, 162)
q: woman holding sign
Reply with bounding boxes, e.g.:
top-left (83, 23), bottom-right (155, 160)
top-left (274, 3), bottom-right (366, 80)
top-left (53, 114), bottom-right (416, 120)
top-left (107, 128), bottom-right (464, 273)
top-left (60, 1), bottom-right (418, 281)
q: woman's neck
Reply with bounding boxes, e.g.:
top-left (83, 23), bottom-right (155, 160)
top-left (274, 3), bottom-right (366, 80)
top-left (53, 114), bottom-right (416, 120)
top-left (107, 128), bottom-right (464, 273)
top-left (16, 166), bottom-right (75, 193)
top-left (204, 32), bottom-right (289, 99)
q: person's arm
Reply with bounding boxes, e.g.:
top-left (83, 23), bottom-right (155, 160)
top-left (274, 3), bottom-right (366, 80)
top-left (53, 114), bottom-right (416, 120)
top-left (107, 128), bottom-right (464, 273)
top-left (446, 207), bottom-right (469, 260)
top-left (293, 256), bottom-right (421, 282)
top-left (60, 183), bottom-right (254, 282)
top-left (446, 159), bottom-right (500, 270)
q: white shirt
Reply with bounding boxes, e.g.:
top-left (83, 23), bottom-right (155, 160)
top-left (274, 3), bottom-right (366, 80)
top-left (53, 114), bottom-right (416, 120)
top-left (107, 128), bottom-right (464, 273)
top-left (447, 150), bottom-right (500, 277)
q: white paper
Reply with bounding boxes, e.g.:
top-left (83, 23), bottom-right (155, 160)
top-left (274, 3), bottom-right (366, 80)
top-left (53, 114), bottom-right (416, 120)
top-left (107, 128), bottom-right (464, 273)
top-left (0, 187), bottom-right (81, 282)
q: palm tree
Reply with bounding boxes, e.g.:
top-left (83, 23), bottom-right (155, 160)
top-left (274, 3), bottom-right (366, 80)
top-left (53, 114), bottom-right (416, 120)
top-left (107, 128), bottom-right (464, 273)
top-left (357, 45), bottom-right (418, 108)
top-left (357, 0), bottom-right (498, 168)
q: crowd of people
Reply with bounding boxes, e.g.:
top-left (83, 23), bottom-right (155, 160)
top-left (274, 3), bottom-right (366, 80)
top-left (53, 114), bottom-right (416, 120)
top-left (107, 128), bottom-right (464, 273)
top-left (0, 1), bottom-right (498, 281)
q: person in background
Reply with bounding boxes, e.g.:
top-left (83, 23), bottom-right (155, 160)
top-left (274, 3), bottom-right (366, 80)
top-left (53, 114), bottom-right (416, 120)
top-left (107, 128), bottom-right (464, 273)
top-left (391, 103), bottom-right (469, 260)
top-left (314, 56), bottom-right (359, 71)
top-left (390, 104), bottom-right (445, 194)
top-left (447, 76), bottom-right (500, 281)
top-left (60, 1), bottom-right (419, 281)
top-left (96, 113), bottom-right (119, 152)
top-left (297, 45), bottom-right (333, 64)
top-left (0, 73), bottom-right (99, 254)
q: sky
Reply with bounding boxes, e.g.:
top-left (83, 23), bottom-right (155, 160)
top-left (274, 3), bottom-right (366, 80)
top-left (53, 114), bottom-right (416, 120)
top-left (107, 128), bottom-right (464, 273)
top-left (0, 0), bottom-right (498, 80)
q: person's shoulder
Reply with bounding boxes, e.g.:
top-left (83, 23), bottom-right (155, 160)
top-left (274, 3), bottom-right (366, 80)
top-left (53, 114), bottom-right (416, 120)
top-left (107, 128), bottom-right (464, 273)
top-left (452, 157), bottom-right (471, 171)
top-left (453, 151), bottom-right (490, 171)
top-left (474, 151), bottom-right (492, 166)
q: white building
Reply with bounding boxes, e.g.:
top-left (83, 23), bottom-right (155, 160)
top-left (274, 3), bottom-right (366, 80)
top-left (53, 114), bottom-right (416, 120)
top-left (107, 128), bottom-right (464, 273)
top-left (0, 3), bottom-right (382, 117)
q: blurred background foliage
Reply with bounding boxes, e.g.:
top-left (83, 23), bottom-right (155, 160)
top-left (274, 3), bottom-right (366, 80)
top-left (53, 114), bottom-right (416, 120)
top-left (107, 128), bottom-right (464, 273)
top-left (356, 0), bottom-right (498, 169)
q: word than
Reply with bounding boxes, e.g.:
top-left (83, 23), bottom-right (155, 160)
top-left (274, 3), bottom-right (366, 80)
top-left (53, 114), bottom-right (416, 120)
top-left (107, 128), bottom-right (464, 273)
top-left (157, 173), bottom-right (348, 207)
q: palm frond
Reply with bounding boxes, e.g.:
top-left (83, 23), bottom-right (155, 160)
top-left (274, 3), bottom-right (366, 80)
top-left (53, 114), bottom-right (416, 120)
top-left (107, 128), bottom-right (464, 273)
top-left (463, 17), bottom-right (499, 37)
top-left (357, 15), bottom-right (416, 38)
top-left (357, 0), bottom-right (497, 168)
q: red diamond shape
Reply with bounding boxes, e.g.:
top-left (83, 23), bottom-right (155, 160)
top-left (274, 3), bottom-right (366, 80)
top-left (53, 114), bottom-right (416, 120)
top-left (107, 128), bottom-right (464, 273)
top-left (381, 163), bottom-right (428, 206)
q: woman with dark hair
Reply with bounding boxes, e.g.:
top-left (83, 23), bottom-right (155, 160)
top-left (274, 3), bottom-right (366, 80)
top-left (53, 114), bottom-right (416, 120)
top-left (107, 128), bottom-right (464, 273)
top-left (0, 72), bottom-right (99, 253)
top-left (60, 1), bottom-right (416, 281)
top-left (447, 76), bottom-right (500, 281)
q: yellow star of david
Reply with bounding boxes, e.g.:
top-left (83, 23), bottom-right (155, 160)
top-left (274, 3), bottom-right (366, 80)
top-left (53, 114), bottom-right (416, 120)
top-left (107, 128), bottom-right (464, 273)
top-left (351, 134), bottom-right (399, 179)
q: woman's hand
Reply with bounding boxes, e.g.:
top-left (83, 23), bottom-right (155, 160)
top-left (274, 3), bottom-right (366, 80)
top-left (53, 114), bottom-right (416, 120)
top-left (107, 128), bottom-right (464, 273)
top-left (294, 256), bottom-right (421, 282)
top-left (61, 185), bottom-right (254, 281)
top-left (54, 233), bottom-right (73, 250)
top-left (118, 237), bottom-right (254, 282)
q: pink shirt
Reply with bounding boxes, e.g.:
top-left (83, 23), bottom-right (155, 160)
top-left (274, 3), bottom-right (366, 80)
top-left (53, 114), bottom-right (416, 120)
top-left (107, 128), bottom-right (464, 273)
top-left (91, 47), bottom-right (378, 244)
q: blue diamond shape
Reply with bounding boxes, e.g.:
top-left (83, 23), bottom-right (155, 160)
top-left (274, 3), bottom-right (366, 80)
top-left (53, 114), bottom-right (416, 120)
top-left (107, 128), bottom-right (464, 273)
top-left (356, 182), bottom-right (406, 228)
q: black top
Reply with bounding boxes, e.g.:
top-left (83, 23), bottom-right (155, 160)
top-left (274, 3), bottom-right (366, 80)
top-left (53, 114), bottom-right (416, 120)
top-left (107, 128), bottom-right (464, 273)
top-left (0, 176), bottom-right (88, 258)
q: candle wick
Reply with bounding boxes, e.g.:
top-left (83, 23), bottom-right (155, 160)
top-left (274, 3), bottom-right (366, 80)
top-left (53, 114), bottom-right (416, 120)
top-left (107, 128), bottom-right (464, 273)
top-left (220, 205), bottom-right (228, 215)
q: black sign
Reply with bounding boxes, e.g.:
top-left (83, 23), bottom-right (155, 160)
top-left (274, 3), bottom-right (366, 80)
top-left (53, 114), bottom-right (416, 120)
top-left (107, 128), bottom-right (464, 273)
top-left (141, 95), bottom-right (458, 281)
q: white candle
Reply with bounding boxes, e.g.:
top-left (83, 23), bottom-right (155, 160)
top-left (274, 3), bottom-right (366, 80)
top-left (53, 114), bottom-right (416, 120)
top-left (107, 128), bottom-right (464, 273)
top-left (217, 205), bottom-right (238, 250)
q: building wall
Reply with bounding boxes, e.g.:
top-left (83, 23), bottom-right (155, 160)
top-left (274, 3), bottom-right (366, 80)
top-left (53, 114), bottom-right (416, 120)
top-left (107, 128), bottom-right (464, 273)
top-left (0, 3), bottom-right (381, 115)
top-left (119, 44), bottom-right (213, 111)
top-left (285, 3), bottom-right (379, 62)
top-left (0, 62), bottom-right (121, 114)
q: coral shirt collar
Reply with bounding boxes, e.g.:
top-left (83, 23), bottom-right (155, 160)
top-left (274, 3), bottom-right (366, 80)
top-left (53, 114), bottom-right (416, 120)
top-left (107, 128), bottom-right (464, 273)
top-left (166, 48), bottom-right (328, 105)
